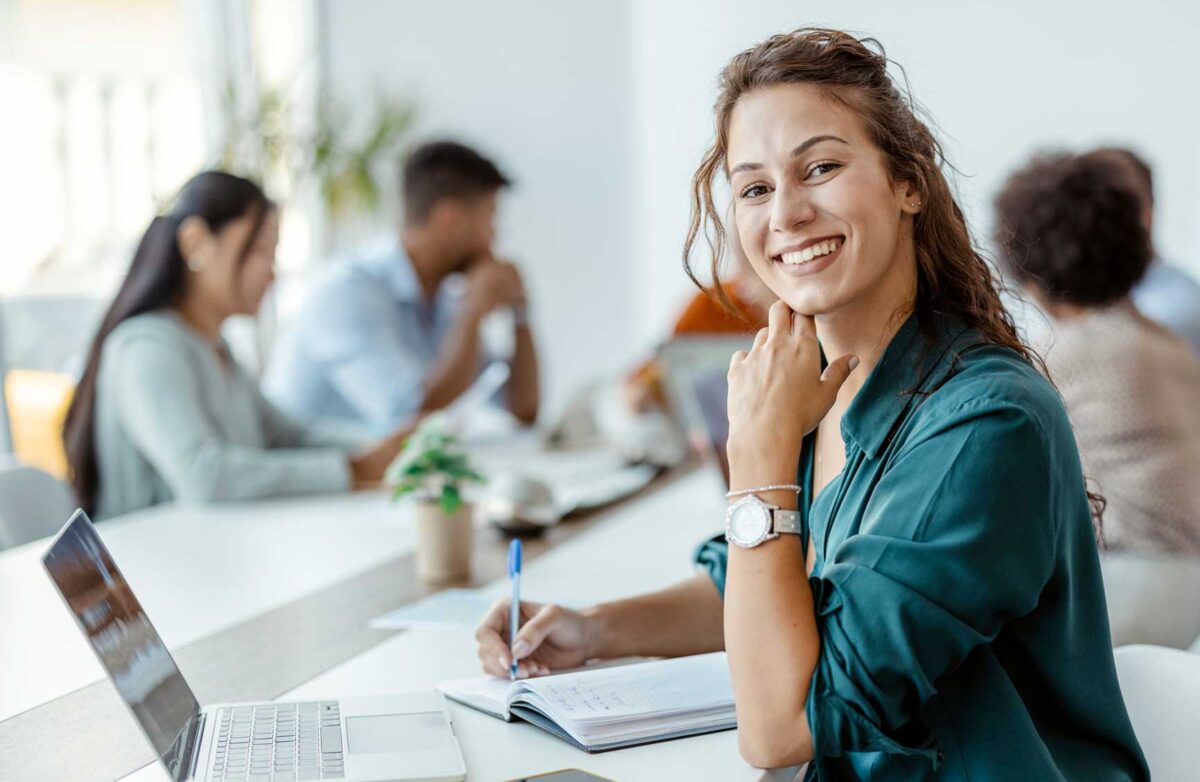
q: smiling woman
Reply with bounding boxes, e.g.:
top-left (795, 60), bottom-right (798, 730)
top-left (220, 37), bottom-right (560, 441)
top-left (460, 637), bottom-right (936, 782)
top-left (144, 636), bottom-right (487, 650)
top-left (474, 28), bottom-right (1149, 782)
top-left (686, 28), bottom-right (1146, 778)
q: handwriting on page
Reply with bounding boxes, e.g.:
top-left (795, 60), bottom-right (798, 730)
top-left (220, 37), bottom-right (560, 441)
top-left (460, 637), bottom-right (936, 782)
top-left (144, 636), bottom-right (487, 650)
top-left (528, 654), bottom-right (732, 719)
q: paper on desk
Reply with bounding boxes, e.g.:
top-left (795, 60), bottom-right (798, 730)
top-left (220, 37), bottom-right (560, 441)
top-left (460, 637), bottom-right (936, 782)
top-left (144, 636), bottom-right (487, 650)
top-left (369, 589), bottom-right (497, 630)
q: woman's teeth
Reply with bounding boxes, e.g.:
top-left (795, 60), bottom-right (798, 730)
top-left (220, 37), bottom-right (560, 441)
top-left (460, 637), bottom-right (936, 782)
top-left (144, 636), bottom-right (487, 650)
top-left (780, 238), bottom-right (842, 265)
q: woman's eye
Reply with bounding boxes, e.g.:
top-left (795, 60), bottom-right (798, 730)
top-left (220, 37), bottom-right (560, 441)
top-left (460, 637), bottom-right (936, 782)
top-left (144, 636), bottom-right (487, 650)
top-left (739, 184), bottom-right (769, 199)
top-left (807, 162), bottom-right (841, 179)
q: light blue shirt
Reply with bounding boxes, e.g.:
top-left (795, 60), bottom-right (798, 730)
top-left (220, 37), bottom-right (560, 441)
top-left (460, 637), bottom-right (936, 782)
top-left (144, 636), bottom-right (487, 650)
top-left (265, 243), bottom-right (460, 434)
top-left (1132, 257), bottom-right (1200, 357)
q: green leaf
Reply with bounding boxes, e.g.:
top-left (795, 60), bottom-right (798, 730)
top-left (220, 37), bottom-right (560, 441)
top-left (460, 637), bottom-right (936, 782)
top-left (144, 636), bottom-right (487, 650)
top-left (440, 484), bottom-right (461, 514)
top-left (386, 417), bottom-right (483, 502)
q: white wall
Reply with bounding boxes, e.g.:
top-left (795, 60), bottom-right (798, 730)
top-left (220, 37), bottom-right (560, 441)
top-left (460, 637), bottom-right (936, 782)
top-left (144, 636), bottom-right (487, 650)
top-left (323, 0), bottom-right (634, 416)
top-left (631, 0), bottom-right (1200, 346)
top-left (323, 1), bottom-right (1200, 406)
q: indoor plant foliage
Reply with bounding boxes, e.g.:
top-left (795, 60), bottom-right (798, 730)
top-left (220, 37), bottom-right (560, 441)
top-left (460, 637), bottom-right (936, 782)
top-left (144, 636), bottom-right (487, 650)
top-left (217, 78), bottom-right (415, 226)
top-left (387, 418), bottom-right (485, 513)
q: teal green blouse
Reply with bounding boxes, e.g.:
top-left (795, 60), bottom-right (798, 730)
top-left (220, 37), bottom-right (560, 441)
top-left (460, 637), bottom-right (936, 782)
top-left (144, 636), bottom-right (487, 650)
top-left (695, 313), bottom-right (1148, 781)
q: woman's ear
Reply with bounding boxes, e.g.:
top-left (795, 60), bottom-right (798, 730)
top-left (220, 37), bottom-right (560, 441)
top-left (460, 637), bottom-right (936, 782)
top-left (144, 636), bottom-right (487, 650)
top-left (899, 182), bottom-right (922, 215)
top-left (176, 216), bottom-right (212, 271)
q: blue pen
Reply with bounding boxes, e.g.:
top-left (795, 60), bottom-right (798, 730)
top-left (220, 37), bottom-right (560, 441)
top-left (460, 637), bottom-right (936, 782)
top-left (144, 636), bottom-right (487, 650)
top-left (508, 539), bottom-right (522, 680)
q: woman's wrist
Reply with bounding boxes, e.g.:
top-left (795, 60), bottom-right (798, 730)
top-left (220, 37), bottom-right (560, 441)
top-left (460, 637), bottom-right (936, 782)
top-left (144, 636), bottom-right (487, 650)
top-left (580, 603), bottom-right (613, 660)
top-left (728, 454), bottom-right (798, 490)
top-left (728, 453), bottom-right (801, 509)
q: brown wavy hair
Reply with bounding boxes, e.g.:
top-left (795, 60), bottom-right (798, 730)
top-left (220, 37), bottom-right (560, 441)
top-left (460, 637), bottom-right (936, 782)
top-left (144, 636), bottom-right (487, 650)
top-left (683, 28), bottom-right (1109, 532)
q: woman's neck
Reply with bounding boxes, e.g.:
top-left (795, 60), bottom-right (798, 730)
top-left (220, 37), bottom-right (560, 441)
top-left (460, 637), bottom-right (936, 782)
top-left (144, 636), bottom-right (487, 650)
top-left (815, 251), bottom-right (918, 405)
top-left (174, 296), bottom-right (226, 345)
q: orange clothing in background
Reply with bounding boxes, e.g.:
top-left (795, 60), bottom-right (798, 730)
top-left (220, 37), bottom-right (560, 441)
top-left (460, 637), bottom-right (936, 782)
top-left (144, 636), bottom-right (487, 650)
top-left (670, 283), bottom-right (765, 335)
top-left (628, 284), bottom-right (765, 410)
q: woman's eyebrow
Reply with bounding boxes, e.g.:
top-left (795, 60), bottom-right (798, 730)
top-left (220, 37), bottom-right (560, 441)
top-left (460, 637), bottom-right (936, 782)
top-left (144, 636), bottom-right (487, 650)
top-left (729, 134), bottom-right (850, 176)
top-left (790, 134), bottom-right (849, 158)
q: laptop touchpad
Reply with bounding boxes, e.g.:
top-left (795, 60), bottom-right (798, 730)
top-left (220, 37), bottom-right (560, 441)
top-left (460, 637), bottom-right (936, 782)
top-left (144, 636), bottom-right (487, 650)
top-left (346, 713), bottom-right (451, 754)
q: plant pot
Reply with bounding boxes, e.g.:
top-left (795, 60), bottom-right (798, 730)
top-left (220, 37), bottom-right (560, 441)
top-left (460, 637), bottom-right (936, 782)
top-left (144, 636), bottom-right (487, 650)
top-left (415, 501), bottom-right (474, 583)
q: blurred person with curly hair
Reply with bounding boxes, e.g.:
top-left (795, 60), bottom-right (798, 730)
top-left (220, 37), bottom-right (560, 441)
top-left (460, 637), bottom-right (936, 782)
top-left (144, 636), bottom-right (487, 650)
top-left (996, 150), bottom-right (1200, 646)
top-left (1094, 147), bottom-right (1200, 357)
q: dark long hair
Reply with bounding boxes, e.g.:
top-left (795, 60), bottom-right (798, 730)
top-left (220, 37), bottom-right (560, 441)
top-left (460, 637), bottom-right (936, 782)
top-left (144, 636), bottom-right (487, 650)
top-left (63, 171), bottom-right (271, 515)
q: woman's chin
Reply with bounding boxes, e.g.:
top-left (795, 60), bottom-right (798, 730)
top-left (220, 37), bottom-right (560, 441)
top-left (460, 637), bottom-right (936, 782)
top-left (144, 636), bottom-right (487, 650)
top-left (778, 291), bottom-right (838, 318)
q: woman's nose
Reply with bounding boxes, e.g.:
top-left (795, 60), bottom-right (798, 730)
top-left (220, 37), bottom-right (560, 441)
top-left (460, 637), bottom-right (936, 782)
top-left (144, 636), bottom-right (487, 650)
top-left (769, 184), bottom-right (816, 233)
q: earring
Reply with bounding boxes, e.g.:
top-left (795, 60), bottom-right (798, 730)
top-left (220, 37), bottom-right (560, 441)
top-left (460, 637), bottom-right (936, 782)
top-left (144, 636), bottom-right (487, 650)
top-left (186, 255), bottom-right (205, 272)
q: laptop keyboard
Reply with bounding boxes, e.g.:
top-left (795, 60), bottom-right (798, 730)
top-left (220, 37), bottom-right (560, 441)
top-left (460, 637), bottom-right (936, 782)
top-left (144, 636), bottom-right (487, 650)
top-left (211, 702), bottom-right (344, 780)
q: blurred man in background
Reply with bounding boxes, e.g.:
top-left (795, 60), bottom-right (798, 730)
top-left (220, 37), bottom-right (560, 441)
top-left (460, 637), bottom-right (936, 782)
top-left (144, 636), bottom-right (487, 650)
top-left (265, 141), bottom-right (540, 434)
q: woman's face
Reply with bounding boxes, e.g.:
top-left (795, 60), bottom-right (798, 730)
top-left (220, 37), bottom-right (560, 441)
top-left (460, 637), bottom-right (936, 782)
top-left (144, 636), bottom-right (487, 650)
top-left (726, 83), bottom-right (919, 318)
top-left (185, 207), bottom-right (279, 317)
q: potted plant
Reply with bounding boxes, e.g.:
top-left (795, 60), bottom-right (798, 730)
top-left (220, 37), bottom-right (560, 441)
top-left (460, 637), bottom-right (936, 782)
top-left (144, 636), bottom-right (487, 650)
top-left (387, 418), bottom-right (484, 582)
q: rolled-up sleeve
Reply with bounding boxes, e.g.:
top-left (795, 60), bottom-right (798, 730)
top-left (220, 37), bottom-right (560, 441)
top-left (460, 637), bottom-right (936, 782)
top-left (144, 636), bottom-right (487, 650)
top-left (693, 533), bottom-right (730, 597)
top-left (806, 399), bottom-right (1058, 764)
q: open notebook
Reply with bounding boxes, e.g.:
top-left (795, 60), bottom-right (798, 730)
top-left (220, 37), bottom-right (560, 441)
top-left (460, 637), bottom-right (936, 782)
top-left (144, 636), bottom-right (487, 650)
top-left (438, 652), bottom-right (736, 752)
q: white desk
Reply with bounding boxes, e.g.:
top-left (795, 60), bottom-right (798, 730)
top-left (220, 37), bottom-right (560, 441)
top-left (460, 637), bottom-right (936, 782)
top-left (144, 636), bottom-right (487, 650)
top-left (1, 435), bottom-right (805, 781)
top-left (0, 435), bottom-right (635, 722)
top-left (114, 466), bottom-right (802, 781)
top-left (0, 490), bottom-right (414, 722)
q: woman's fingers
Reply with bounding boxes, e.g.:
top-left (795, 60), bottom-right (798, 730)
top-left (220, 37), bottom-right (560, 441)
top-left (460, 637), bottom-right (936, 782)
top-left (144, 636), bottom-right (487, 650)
top-left (820, 353), bottom-right (861, 401)
top-left (475, 597), bottom-right (508, 639)
top-left (475, 599), bottom-right (554, 679)
top-left (791, 311), bottom-right (817, 340)
top-left (475, 597), bottom-right (547, 672)
top-left (767, 299), bottom-right (793, 337)
top-left (479, 646), bottom-right (508, 678)
top-left (511, 603), bottom-right (573, 661)
top-left (478, 645), bottom-right (547, 679)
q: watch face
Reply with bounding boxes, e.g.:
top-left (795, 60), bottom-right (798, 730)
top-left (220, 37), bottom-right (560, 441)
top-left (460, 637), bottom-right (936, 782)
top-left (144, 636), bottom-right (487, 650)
top-left (728, 499), bottom-right (770, 546)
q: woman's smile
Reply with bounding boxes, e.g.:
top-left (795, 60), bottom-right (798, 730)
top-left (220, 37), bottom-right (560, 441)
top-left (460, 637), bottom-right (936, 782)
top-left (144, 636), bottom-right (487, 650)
top-left (771, 235), bottom-right (845, 277)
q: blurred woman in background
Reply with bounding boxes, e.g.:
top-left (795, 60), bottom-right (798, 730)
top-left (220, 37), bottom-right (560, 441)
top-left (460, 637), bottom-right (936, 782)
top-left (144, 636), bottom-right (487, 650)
top-left (63, 171), bottom-right (410, 519)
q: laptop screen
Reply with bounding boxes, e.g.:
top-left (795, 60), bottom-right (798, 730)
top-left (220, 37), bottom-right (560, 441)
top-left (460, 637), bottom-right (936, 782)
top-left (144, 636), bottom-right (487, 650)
top-left (657, 336), bottom-right (751, 490)
top-left (689, 368), bottom-right (732, 488)
top-left (43, 510), bottom-right (200, 781)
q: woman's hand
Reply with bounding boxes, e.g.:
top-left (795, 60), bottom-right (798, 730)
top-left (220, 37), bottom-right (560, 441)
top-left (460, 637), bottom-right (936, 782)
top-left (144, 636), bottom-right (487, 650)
top-left (474, 599), bottom-right (594, 679)
top-left (347, 422), bottom-right (415, 489)
top-left (726, 300), bottom-right (858, 483)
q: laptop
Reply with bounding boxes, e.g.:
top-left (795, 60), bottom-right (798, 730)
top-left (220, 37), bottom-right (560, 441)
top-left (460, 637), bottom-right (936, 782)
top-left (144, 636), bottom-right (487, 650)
top-left (43, 510), bottom-right (467, 782)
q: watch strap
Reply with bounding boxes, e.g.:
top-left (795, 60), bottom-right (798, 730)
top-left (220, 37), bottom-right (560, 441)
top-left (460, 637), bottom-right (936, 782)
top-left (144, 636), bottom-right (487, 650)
top-left (772, 509), bottom-right (802, 535)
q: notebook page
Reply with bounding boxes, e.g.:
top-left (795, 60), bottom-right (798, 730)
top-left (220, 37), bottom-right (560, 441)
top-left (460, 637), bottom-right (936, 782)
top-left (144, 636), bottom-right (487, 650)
top-left (513, 652), bottom-right (732, 725)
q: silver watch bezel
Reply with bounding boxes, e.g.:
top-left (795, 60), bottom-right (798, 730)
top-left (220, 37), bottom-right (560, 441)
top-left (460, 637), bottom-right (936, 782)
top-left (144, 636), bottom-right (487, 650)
top-left (725, 494), bottom-right (778, 548)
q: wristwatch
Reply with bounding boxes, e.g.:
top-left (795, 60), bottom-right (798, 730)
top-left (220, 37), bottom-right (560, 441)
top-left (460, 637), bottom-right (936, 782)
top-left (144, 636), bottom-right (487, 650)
top-left (724, 494), bottom-right (802, 548)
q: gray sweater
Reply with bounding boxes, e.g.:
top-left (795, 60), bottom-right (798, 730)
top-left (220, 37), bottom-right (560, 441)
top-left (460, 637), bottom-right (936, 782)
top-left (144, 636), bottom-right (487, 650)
top-left (94, 311), bottom-right (359, 519)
